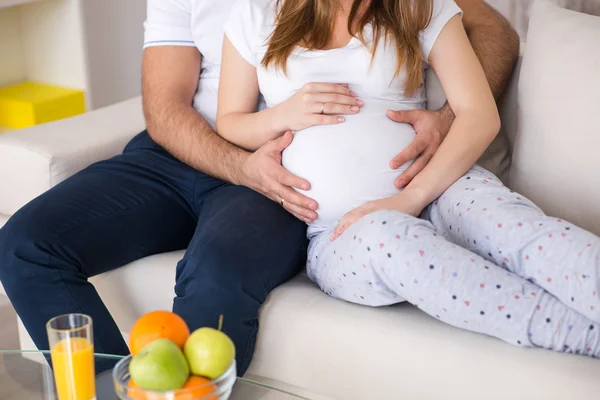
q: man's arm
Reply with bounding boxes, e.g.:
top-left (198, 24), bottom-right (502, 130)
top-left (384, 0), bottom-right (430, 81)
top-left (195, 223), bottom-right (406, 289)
top-left (389, 0), bottom-right (519, 188)
top-left (143, 46), bottom-right (247, 184)
top-left (142, 46), bottom-right (318, 223)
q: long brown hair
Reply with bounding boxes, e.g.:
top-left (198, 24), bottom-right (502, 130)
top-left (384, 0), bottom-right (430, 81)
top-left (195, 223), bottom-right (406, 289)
top-left (262, 0), bottom-right (434, 97)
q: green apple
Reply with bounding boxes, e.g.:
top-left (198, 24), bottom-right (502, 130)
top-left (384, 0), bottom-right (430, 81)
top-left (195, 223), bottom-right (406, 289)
top-left (184, 327), bottom-right (235, 379)
top-left (129, 338), bottom-right (189, 391)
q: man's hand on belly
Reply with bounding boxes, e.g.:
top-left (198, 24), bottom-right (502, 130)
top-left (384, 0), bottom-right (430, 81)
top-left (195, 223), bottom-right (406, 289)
top-left (240, 131), bottom-right (319, 223)
top-left (387, 107), bottom-right (455, 189)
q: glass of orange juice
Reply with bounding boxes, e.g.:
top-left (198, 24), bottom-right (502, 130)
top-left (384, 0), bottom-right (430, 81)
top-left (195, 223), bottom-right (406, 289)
top-left (46, 314), bottom-right (96, 400)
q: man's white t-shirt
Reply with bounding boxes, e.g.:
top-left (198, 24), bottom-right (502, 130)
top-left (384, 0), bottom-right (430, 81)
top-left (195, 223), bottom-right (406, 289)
top-left (223, 0), bottom-right (461, 237)
top-left (144, 0), bottom-right (267, 129)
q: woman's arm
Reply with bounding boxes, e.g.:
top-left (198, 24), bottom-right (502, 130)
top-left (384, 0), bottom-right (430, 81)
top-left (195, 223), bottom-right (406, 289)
top-left (217, 36), bottom-right (361, 151)
top-left (216, 36), bottom-right (284, 151)
top-left (330, 15), bottom-right (500, 240)
top-left (388, 0), bottom-right (519, 189)
top-left (399, 14), bottom-right (501, 208)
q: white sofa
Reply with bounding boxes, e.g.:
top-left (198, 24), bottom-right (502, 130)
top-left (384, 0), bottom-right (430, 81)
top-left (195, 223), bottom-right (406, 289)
top-left (2, 52), bottom-right (600, 400)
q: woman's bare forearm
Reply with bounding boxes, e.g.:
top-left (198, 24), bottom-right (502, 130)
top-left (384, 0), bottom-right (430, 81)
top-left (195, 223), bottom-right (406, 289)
top-left (216, 107), bottom-right (284, 151)
top-left (400, 110), bottom-right (500, 207)
top-left (437, 1), bottom-right (520, 122)
top-left (396, 14), bottom-right (501, 209)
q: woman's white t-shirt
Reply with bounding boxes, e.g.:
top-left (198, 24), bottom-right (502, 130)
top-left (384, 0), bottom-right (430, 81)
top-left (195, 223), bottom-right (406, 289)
top-left (224, 0), bottom-right (462, 238)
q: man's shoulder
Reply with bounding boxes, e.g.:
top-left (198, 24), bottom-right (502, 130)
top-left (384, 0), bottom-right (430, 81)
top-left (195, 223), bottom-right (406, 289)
top-left (233, 0), bottom-right (276, 16)
top-left (228, 0), bottom-right (277, 28)
top-left (243, 0), bottom-right (275, 7)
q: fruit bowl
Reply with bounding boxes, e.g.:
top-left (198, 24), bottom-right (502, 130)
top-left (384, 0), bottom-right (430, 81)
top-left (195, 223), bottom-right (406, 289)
top-left (113, 356), bottom-right (236, 400)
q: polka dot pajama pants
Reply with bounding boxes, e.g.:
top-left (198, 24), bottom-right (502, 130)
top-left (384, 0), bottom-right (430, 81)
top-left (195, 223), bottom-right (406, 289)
top-left (307, 166), bottom-right (600, 356)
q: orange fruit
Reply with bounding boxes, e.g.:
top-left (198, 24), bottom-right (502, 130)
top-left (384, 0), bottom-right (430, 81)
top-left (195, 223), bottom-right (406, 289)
top-left (175, 376), bottom-right (218, 400)
top-left (127, 379), bottom-right (148, 400)
top-left (129, 311), bottom-right (190, 356)
top-left (127, 376), bottom-right (217, 400)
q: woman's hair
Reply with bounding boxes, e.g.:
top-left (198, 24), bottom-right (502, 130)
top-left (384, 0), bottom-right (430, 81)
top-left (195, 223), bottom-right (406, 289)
top-left (262, 0), bottom-right (434, 97)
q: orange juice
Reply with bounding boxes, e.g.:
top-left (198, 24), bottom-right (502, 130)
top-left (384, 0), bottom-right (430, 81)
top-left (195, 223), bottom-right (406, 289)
top-left (50, 337), bottom-right (96, 400)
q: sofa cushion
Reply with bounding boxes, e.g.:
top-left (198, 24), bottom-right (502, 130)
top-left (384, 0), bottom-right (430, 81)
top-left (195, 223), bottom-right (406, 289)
top-left (256, 274), bottom-right (600, 400)
top-left (82, 252), bottom-right (600, 400)
top-left (510, 1), bottom-right (600, 236)
top-left (0, 214), bottom-right (8, 231)
top-left (90, 251), bottom-right (184, 334)
top-left (0, 97), bottom-right (143, 215)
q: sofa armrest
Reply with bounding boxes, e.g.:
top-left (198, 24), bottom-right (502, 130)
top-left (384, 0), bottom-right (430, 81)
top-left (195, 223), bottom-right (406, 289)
top-left (0, 96), bottom-right (144, 215)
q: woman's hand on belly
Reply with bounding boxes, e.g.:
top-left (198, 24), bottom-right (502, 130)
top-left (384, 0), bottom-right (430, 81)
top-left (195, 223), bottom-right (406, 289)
top-left (283, 107), bottom-right (418, 231)
top-left (329, 188), bottom-right (429, 241)
top-left (273, 82), bottom-right (363, 131)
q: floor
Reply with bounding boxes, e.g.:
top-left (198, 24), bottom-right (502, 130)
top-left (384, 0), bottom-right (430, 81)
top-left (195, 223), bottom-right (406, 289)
top-left (0, 295), bottom-right (48, 400)
top-left (0, 294), bottom-right (19, 350)
top-left (0, 294), bottom-right (19, 351)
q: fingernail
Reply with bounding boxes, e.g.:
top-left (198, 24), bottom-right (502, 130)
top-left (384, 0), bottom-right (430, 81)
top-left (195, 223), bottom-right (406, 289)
top-left (330, 235), bottom-right (336, 241)
top-left (337, 117), bottom-right (345, 122)
top-left (301, 183), bottom-right (309, 190)
top-left (351, 106), bottom-right (359, 112)
top-left (308, 203), bottom-right (317, 210)
top-left (391, 162), bottom-right (399, 169)
top-left (356, 99), bottom-right (364, 106)
top-left (397, 180), bottom-right (405, 188)
top-left (350, 91), bottom-right (357, 97)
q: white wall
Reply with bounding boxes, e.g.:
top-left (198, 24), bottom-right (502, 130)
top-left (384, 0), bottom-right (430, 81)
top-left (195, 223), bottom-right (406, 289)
top-left (0, 0), bottom-right (146, 110)
top-left (80, 0), bottom-right (147, 109)
top-left (19, 0), bottom-right (89, 94)
top-left (488, 0), bottom-right (600, 38)
top-left (0, 7), bottom-right (27, 87)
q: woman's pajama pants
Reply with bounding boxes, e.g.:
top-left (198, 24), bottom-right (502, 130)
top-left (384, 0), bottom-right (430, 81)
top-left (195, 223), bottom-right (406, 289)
top-left (307, 166), bottom-right (600, 355)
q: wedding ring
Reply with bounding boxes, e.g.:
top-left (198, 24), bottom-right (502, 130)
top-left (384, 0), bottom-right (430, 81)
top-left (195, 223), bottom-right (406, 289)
top-left (320, 103), bottom-right (325, 114)
top-left (280, 198), bottom-right (285, 207)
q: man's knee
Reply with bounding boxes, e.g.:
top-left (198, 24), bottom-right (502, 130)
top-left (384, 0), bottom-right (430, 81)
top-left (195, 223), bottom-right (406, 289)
top-left (0, 210), bottom-right (48, 289)
top-left (175, 237), bottom-right (266, 308)
top-left (176, 227), bottom-right (305, 311)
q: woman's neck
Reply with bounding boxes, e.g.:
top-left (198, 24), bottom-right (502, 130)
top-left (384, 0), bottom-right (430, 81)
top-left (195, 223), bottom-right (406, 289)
top-left (336, 0), bottom-right (354, 13)
top-left (321, 0), bottom-right (368, 50)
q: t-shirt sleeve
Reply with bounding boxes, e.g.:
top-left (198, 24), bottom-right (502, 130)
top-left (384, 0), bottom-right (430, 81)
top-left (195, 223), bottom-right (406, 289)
top-left (223, 0), bottom-right (263, 67)
top-left (420, 0), bottom-right (463, 62)
top-left (144, 0), bottom-right (195, 48)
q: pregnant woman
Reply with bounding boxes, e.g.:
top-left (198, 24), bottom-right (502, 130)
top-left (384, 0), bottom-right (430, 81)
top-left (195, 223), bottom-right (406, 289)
top-left (217, 0), bottom-right (600, 356)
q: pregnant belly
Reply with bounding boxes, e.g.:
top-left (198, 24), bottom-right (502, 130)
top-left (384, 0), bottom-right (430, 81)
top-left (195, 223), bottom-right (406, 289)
top-left (282, 103), bottom-right (417, 237)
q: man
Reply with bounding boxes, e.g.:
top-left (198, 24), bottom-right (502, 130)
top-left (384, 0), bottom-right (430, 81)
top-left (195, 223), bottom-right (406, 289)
top-left (0, 0), bottom-right (518, 376)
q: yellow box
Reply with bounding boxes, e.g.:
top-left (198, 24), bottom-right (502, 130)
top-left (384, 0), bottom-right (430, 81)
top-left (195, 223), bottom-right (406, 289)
top-left (0, 82), bottom-right (85, 129)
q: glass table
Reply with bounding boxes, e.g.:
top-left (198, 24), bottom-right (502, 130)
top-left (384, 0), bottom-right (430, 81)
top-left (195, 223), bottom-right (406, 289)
top-left (0, 350), bottom-right (310, 399)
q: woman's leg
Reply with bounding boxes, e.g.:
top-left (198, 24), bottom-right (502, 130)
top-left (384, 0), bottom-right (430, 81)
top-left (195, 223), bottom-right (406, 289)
top-left (424, 166), bottom-right (600, 322)
top-left (307, 210), bottom-right (600, 355)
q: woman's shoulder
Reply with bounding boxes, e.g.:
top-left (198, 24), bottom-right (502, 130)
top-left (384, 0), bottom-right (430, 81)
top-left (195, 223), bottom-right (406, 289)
top-left (430, 0), bottom-right (462, 21)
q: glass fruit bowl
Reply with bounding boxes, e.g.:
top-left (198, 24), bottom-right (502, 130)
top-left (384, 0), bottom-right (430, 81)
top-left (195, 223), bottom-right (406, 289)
top-left (113, 355), bottom-right (237, 400)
